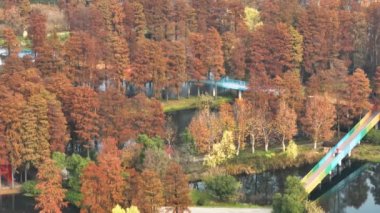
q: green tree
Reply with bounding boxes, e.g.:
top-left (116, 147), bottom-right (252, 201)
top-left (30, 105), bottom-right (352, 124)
top-left (289, 26), bottom-right (303, 69)
top-left (205, 175), bottom-right (241, 202)
top-left (272, 176), bottom-right (307, 213)
top-left (64, 154), bottom-right (90, 207)
top-left (137, 134), bottom-right (164, 150)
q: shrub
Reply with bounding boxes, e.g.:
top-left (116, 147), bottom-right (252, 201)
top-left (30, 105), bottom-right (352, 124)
top-left (364, 129), bottom-right (380, 145)
top-left (204, 131), bottom-right (236, 167)
top-left (272, 176), bottom-right (307, 213)
top-left (191, 190), bottom-right (210, 206)
top-left (181, 129), bottom-right (197, 155)
top-left (197, 197), bottom-right (206, 206)
top-left (137, 134), bottom-right (164, 150)
top-left (65, 190), bottom-right (82, 207)
top-left (22, 180), bottom-right (40, 197)
top-left (205, 175), bottom-right (241, 202)
top-left (286, 140), bottom-right (298, 160)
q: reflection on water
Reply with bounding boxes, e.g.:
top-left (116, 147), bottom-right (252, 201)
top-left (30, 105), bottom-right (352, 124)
top-left (319, 163), bottom-right (380, 213)
top-left (0, 194), bottom-right (79, 213)
top-left (238, 165), bottom-right (310, 205)
top-left (1, 161), bottom-right (379, 212)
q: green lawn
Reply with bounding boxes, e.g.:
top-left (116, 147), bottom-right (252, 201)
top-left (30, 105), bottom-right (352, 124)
top-left (162, 96), bottom-right (233, 113)
top-left (352, 144), bottom-right (380, 163)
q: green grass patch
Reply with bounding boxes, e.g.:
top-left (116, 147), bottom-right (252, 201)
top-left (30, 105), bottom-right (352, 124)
top-left (18, 37), bottom-right (32, 48)
top-left (352, 144), bottom-right (380, 163)
top-left (162, 96), bottom-right (233, 113)
top-left (190, 190), bottom-right (263, 208)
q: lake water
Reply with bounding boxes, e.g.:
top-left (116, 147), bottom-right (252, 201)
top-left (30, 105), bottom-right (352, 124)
top-left (0, 162), bottom-right (379, 212)
top-left (0, 194), bottom-right (79, 213)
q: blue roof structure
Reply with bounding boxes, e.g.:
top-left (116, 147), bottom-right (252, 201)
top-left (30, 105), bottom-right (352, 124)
top-left (200, 76), bottom-right (248, 91)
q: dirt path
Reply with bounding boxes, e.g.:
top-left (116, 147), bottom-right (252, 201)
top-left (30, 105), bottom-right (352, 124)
top-left (161, 207), bottom-right (271, 213)
top-left (188, 207), bottom-right (271, 213)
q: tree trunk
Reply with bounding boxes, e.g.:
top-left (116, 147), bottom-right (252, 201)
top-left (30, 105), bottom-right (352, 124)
top-left (264, 133), bottom-right (269, 152)
top-left (250, 133), bottom-right (255, 154)
top-left (24, 163), bottom-right (28, 182)
top-left (166, 88), bottom-right (169, 101)
top-left (187, 83), bottom-right (191, 98)
top-left (314, 140), bottom-right (318, 150)
top-left (282, 136), bottom-right (286, 152)
top-left (87, 148), bottom-right (90, 159)
top-left (236, 134), bottom-right (241, 156)
top-left (11, 166), bottom-right (14, 188)
top-left (197, 86), bottom-right (200, 96)
top-left (337, 118), bottom-right (341, 138)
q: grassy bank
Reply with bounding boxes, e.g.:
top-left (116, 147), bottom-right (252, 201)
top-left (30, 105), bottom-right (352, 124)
top-left (191, 190), bottom-right (265, 208)
top-left (184, 143), bottom-right (324, 181)
top-left (162, 96), bottom-right (233, 113)
top-left (352, 144), bottom-right (380, 163)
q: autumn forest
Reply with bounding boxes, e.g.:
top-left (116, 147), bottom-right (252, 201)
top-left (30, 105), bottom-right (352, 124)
top-left (1, 0), bottom-right (380, 212)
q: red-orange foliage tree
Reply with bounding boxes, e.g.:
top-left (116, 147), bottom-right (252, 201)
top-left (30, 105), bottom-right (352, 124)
top-left (301, 96), bottom-right (336, 149)
top-left (99, 88), bottom-right (128, 141)
top-left (131, 38), bottom-right (166, 96)
top-left (161, 40), bottom-right (187, 99)
top-left (105, 33), bottom-right (131, 89)
top-left (222, 32), bottom-right (246, 79)
top-left (186, 33), bottom-right (208, 95)
top-left (163, 162), bottom-right (191, 213)
top-left (374, 67), bottom-right (380, 99)
top-left (28, 10), bottom-right (47, 54)
top-left (188, 108), bottom-right (211, 154)
top-left (92, 0), bottom-right (125, 35)
top-left (81, 138), bottom-right (125, 213)
top-left (123, 94), bottom-right (165, 140)
top-left (247, 23), bottom-right (293, 78)
top-left (0, 86), bottom-right (25, 187)
top-left (233, 100), bottom-right (251, 155)
top-left (44, 93), bottom-right (69, 153)
top-left (274, 101), bottom-right (297, 152)
top-left (298, 3), bottom-right (339, 74)
top-left (2, 27), bottom-right (20, 57)
top-left (204, 28), bottom-right (225, 80)
top-left (345, 68), bottom-right (372, 117)
top-left (63, 31), bottom-right (100, 86)
top-left (136, 169), bottom-right (164, 213)
top-left (368, 3), bottom-right (380, 72)
top-left (66, 87), bottom-right (99, 155)
top-left (35, 158), bottom-right (67, 213)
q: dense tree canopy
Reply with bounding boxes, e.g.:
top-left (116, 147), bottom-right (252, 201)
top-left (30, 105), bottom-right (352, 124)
top-left (1, 0), bottom-right (380, 211)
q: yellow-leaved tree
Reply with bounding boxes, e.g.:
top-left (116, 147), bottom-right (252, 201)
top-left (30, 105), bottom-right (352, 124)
top-left (204, 131), bottom-right (236, 167)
